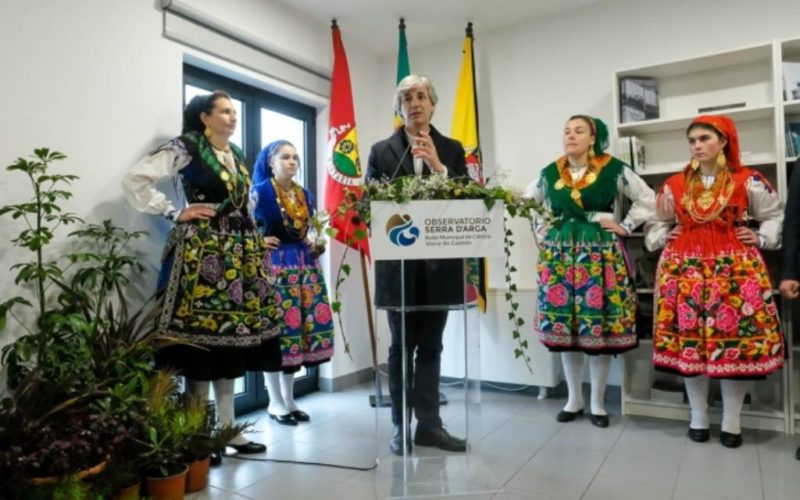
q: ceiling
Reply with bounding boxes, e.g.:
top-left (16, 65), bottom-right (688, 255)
top-left (280, 0), bottom-right (607, 55)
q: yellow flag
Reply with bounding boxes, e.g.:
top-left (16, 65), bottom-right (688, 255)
top-left (451, 26), bottom-right (482, 184)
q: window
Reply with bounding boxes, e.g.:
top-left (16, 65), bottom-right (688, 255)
top-left (183, 64), bottom-right (319, 415)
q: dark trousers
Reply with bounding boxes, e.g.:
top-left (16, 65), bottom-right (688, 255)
top-left (387, 310), bottom-right (449, 430)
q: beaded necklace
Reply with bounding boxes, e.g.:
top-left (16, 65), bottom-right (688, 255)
top-left (271, 178), bottom-right (309, 238)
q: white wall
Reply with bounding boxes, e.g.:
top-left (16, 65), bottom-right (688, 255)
top-left (396, 0), bottom-right (800, 385)
top-left (0, 0), bottom-right (383, 389)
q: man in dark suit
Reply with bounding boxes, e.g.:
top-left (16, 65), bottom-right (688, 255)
top-left (366, 74), bottom-right (468, 455)
top-left (778, 158), bottom-right (800, 461)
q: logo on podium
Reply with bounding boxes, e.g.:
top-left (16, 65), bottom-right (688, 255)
top-left (386, 214), bottom-right (419, 247)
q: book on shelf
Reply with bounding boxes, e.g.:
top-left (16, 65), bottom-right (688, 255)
top-left (787, 122), bottom-right (800, 157)
top-left (783, 61), bottom-right (800, 101)
top-left (616, 136), bottom-right (646, 171)
top-left (697, 102), bottom-right (746, 113)
top-left (620, 76), bottom-right (659, 123)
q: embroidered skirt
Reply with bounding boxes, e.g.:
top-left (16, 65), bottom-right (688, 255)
top-left (269, 241), bottom-right (334, 369)
top-left (536, 233), bottom-right (637, 354)
top-left (155, 213), bottom-right (281, 380)
top-left (653, 245), bottom-right (783, 378)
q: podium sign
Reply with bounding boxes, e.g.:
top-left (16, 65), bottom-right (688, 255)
top-left (369, 200), bottom-right (505, 261)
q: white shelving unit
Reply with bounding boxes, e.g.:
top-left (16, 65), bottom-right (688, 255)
top-left (614, 37), bottom-right (800, 434)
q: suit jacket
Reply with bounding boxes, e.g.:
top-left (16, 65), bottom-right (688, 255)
top-left (782, 158), bottom-right (800, 280)
top-left (366, 125), bottom-right (468, 308)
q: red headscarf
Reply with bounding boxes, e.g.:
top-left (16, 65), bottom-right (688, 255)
top-left (688, 114), bottom-right (742, 171)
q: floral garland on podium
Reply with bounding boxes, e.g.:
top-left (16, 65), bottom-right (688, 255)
top-left (314, 174), bottom-right (550, 371)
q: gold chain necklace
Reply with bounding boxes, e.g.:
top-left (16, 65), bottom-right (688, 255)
top-left (681, 168), bottom-right (734, 223)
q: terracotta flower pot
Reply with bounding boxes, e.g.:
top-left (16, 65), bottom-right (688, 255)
top-left (145, 464), bottom-right (188, 500)
top-left (185, 455), bottom-right (210, 493)
top-left (29, 460), bottom-right (108, 486)
top-left (111, 480), bottom-right (142, 500)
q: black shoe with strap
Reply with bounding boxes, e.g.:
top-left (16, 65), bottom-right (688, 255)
top-left (719, 431), bottom-right (742, 448)
top-left (229, 441), bottom-right (267, 454)
top-left (270, 412), bottom-right (298, 426)
top-left (589, 413), bottom-right (609, 428)
top-left (556, 409), bottom-right (584, 422)
top-left (688, 428), bottom-right (710, 443)
top-left (290, 410), bottom-right (310, 422)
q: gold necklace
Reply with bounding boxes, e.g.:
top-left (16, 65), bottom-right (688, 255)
top-left (682, 168), bottom-right (733, 223)
top-left (272, 178), bottom-right (309, 237)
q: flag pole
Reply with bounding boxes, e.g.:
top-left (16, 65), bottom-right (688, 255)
top-left (361, 251), bottom-right (389, 407)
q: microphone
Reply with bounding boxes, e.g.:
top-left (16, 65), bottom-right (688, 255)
top-left (389, 140), bottom-right (413, 180)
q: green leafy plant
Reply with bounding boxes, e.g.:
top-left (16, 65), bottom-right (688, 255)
top-left (0, 149), bottom-right (159, 492)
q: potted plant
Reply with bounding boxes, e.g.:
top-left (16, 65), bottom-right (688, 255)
top-left (0, 149), bottom-right (159, 496)
top-left (179, 399), bottom-right (251, 493)
top-left (138, 371), bottom-right (196, 500)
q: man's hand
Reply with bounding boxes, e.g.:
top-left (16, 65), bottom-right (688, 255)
top-left (779, 279), bottom-right (800, 299)
top-left (411, 131), bottom-right (446, 174)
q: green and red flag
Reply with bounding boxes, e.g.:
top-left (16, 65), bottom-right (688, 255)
top-left (324, 20), bottom-right (369, 257)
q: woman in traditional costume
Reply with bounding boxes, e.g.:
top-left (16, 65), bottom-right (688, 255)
top-left (527, 115), bottom-right (655, 427)
top-left (645, 114), bottom-right (784, 448)
top-left (124, 92), bottom-right (280, 461)
top-left (250, 140), bottom-right (334, 425)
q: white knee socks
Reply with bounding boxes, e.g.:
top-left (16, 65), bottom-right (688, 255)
top-left (684, 375), bottom-right (710, 430)
top-left (280, 372), bottom-right (299, 412)
top-left (187, 379), bottom-right (210, 402)
top-left (589, 355), bottom-right (611, 416)
top-left (214, 378), bottom-right (247, 446)
top-left (721, 379), bottom-right (747, 435)
top-left (561, 351), bottom-right (585, 412)
top-left (265, 371), bottom-right (288, 415)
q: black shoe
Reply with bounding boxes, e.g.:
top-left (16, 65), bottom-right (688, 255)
top-left (290, 410), bottom-right (310, 422)
top-left (270, 412), bottom-right (298, 426)
top-left (414, 426), bottom-right (467, 452)
top-left (589, 413), bottom-right (609, 428)
top-left (720, 431), bottom-right (743, 448)
top-left (688, 428), bottom-right (710, 443)
top-left (210, 450), bottom-right (222, 467)
top-left (556, 409), bottom-right (584, 422)
top-left (795, 446), bottom-right (800, 461)
top-left (390, 425), bottom-right (412, 456)
top-left (229, 441), bottom-right (267, 454)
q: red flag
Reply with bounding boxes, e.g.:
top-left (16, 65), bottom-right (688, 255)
top-left (324, 21), bottom-right (370, 257)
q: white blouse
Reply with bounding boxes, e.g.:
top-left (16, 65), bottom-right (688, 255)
top-left (644, 173), bottom-right (784, 251)
top-left (122, 138), bottom-right (191, 221)
top-left (524, 164), bottom-right (656, 238)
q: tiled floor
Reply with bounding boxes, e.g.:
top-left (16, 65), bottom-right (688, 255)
top-left (189, 383), bottom-right (800, 499)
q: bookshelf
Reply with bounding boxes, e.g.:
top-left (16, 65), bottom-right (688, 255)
top-left (613, 37), bottom-right (800, 434)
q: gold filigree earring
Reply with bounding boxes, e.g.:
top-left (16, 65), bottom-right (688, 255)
top-left (691, 159), bottom-right (699, 170)
top-left (716, 151), bottom-right (726, 168)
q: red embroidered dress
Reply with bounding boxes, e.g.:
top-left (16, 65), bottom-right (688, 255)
top-left (647, 117), bottom-right (784, 378)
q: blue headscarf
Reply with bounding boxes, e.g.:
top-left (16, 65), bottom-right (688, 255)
top-left (250, 140), bottom-right (297, 234)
